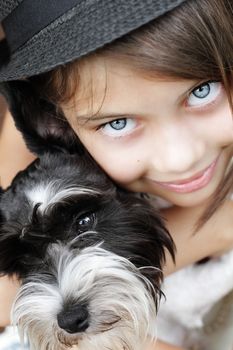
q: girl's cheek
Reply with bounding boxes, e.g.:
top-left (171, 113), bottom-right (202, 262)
top-left (75, 125), bottom-right (145, 182)
top-left (94, 149), bottom-right (144, 184)
top-left (192, 105), bottom-right (233, 146)
top-left (79, 136), bottom-right (144, 184)
top-left (211, 117), bottom-right (233, 145)
top-left (205, 123), bottom-right (233, 145)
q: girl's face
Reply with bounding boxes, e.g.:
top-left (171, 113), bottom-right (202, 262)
top-left (63, 59), bottom-right (233, 208)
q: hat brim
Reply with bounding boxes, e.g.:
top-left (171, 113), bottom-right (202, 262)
top-left (0, 0), bottom-right (187, 81)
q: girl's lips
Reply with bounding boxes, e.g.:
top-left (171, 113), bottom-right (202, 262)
top-left (149, 156), bottom-right (220, 193)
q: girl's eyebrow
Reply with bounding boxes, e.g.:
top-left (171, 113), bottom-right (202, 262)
top-left (77, 113), bottom-right (130, 122)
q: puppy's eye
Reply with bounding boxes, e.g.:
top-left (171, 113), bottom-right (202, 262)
top-left (77, 213), bottom-right (96, 232)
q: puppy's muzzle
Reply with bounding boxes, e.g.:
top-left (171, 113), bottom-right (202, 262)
top-left (57, 304), bottom-right (89, 334)
top-left (13, 245), bottom-right (158, 350)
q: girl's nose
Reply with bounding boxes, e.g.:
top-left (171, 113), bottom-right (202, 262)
top-left (150, 123), bottom-right (205, 174)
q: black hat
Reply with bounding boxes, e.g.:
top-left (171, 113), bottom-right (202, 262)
top-left (0, 0), bottom-right (187, 81)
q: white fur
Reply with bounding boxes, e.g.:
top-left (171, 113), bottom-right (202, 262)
top-left (12, 244), bottom-right (157, 350)
top-left (26, 181), bottom-right (99, 213)
top-left (157, 249), bottom-right (233, 348)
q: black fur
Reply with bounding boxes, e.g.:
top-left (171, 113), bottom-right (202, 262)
top-left (0, 80), bottom-right (84, 155)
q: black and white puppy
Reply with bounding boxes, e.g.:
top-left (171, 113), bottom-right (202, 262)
top-left (0, 82), bottom-right (175, 350)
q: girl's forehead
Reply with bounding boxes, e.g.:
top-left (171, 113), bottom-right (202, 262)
top-left (67, 57), bottom-right (195, 119)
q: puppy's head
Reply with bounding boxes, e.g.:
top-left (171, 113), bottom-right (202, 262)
top-left (0, 152), bottom-right (175, 350)
top-left (0, 151), bottom-right (174, 282)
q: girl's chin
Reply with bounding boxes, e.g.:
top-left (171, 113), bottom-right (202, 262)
top-left (160, 193), bottom-right (213, 208)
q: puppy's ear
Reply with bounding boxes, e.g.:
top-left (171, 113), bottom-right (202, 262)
top-left (0, 81), bottom-right (84, 156)
top-left (0, 193), bottom-right (42, 278)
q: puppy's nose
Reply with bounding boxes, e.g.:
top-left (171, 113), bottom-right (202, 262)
top-left (57, 304), bottom-right (89, 334)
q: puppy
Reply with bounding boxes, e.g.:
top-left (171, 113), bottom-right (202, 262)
top-left (0, 81), bottom-right (175, 350)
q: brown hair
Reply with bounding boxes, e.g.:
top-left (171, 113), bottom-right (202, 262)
top-left (30, 0), bottom-right (233, 228)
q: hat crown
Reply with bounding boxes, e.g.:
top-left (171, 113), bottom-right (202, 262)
top-left (0, 0), bottom-right (188, 81)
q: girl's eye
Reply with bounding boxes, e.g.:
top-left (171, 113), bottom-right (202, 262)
top-left (101, 118), bottom-right (136, 137)
top-left (187, 81), bottom-right (221, 107)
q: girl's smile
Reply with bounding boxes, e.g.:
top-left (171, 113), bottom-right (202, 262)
top-left (146, 155), bottom-right (220, 194)
top-left (63, 59), bottom-right (233, 208)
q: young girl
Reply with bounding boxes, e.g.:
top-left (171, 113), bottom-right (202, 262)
top-left (0, 0), bottom-right (232, 349)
